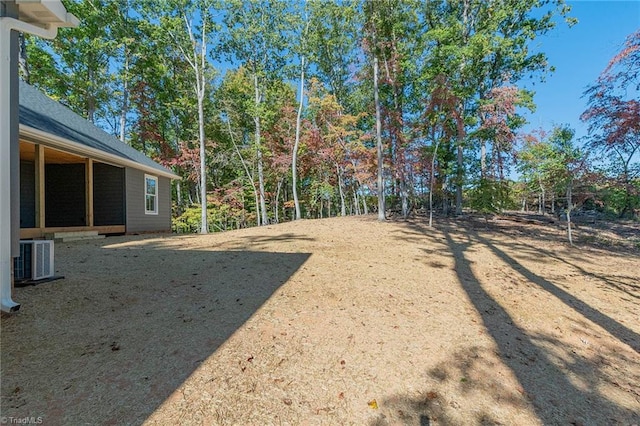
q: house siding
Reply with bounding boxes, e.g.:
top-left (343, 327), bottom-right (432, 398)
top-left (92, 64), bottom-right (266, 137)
top-left (125, 167), bottom-right (171, 233)
top-left (93, 163), bottom-right (125, 226)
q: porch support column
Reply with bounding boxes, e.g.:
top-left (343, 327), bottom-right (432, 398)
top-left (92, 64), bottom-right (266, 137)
top-left (34, 144), bottom-right (45, 229)
top-left (85, 158), bottom-right (93, 227)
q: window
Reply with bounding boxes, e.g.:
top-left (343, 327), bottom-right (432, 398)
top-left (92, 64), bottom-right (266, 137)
top-left (145, 175), bottom-right (158, 215)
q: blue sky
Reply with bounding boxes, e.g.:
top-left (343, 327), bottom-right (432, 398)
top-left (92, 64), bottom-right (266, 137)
top-left (521, 0), bottom-right (640, 142)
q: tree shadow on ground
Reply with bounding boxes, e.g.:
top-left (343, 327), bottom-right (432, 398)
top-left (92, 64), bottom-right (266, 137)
top-left (464, 230), bottom-right (640, 353)
top-left (372, 218), bottom-right (639, 425)
top-left (1, 237), bottom-right (310, 425)
top-left (509, 237), bottom-right (640, 301)
top-left (480, 213), bottom-right (639, 254)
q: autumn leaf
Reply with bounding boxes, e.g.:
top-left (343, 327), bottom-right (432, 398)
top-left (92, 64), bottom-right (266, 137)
top-left (368, 399), bottom-right (378, 409)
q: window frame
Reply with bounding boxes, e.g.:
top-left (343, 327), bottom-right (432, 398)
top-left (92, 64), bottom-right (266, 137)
top-left (144, 174), bottom-right (158, 215)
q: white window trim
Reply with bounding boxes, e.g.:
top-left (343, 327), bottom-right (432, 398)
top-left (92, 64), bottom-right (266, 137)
top-left (144, 174), bottom-right (159, 215)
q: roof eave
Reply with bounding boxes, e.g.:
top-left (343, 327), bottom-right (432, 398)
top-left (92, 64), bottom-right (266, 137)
top-left (19, 124), bottom-right (181, 180)
top-left (15, 0), bottom-right (79, 28)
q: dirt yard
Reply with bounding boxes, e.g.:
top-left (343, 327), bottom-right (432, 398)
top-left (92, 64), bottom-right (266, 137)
top-left (1, 214), bottom-right (639, 425)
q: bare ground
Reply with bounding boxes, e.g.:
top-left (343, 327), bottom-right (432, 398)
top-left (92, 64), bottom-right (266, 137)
top-left (1, 214), bottom-right (639, 425)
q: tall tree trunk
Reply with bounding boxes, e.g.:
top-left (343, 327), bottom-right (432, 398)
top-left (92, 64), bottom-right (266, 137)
top-left (401, 175), bottom-right (408, 219)
top-left (274, 178), bottom-right (283, 224)
top-left (119, 49), bottom-right (129, 143)
top-left (87, 67), bottom-right (96, 123)
top-left (566, 182), bottom-right (573, 246)
top-left (374, 55), bottom-right (385, 221)
top-left (536, 175), bottom-right (543, 214)
top-left (393, 64), bottom-right (408, 218)
top-left (169, 12), bottom-right (209, 231)
top-left (362, 190), bottom-right (369, 215)
top-left (452, 116), bottom-right (464, 216)
top-left (622, 157), bottom-right (632, 217)
top-left (480, 141), bottom-right (487, 178)
top-left (254, 73), bottom-right (268, 225)
top-left (196, 20), bottom-right (208, 234)
top-left (176, 180), bottom-right (182, 213)
top-left (225, 116), bottom-right (260, 227)
top-left (337, 163), bottom-right (346, 216)
top-left (455, 0), bottom-right (471, 216)
top-left (292, 55), bottom-right (305, 220)
top-left (429, 139), bottom-right (440, 228)
top-left (442, 182), bottom-right (448, 216)
top-left (456, 140), bottom-right (463, 215)
top-left (197, 92), bottom-right (206, 233)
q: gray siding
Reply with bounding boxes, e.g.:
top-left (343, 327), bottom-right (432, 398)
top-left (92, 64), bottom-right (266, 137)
top-left (125, 168), bottom-right (172, 233)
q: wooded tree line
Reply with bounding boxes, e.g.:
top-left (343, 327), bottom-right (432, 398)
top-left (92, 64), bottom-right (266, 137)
top-left (20, 0), bottom-right (639, 233)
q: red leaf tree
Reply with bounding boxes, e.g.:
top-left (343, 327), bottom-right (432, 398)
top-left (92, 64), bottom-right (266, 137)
top-left (581, 30), bottom-right (640, 217)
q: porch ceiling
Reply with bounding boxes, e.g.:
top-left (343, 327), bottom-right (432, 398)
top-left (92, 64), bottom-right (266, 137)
top-left (20, 141), bottom-right (89, 164)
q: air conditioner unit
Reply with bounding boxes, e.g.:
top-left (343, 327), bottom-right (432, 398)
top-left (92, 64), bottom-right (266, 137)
top-left (14, 240), bottom-right (55, 281)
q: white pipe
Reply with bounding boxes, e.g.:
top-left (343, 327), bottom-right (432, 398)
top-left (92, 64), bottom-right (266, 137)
top-left (1, 18), bottom-right (60, 313)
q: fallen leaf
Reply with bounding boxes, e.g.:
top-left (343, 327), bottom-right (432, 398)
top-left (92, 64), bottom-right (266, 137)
top-left (368, 399), bottom-right (378, 409)
top-left (426, 391), bottom-right (438, 400)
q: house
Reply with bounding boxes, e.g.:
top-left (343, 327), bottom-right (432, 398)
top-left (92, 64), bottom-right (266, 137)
top-left (18, 80), bottom-right (180, 239)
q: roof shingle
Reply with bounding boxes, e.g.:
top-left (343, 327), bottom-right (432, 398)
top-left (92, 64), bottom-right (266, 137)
top-left (19, 80), bottom-right (177, 178)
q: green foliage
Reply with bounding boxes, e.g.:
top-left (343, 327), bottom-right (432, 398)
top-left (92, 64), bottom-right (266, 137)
top-left (306, 0), bottom-right (360, 108)
top-left (172, 200), bottom-right (252, 234)
top-left (172, 205), bottom-right (207, 233)
top-left (593, 180), bottom-right (640, 219)
top-left (599, 187), bottom-right (630, 217)
top-left (308, 181), bottom-right (335, 207)
top-left (468, 178), bottom-right (514, 215)
top-left (24, 0), bottom-right (587, 230)
top-left (27, 0), bottom-right (121, 124)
